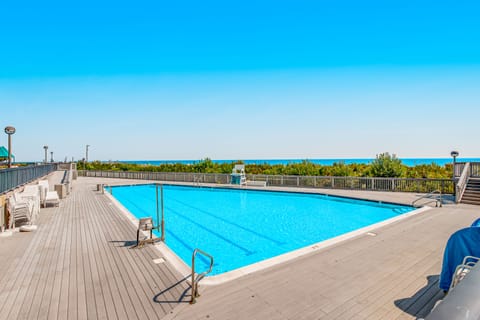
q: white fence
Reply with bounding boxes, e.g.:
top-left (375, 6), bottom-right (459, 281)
top-left (78, 170), bottom-right (454, 194)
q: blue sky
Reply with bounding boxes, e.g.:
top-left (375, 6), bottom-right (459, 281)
top-left (1, 1), bottom-right (479, 161)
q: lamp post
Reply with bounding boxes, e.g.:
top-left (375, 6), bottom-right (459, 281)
top-left (50, 151), bottom-right (54, 163)
top-left (43, 145), bottom-right (48, 163)
top-left (451, 150), bottom-right (459, 197)
top-left (86, 144), bottom-right (90, 163)
top-left (4, 126), bottom-right (15, 168)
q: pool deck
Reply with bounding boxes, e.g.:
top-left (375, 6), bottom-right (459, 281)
top-left (1, 173), bottom-right (479, 319)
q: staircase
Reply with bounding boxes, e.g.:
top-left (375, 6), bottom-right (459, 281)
top-left (461, 178), bottom-right (480, 205)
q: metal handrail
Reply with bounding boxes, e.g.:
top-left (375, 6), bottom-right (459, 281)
top-left (0, 164), bottom-right (57, 195)
top-left (155, 183), bottom-right (165, 241)
top-left (190, 248), bottom-right (214, 304)
top-left (456, 162), bottom-right (471, 203)
top-left (412, 190), bottom-right (443, 208)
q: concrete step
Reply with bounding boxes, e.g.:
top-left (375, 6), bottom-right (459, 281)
top-left (464, 191), bottom-right (480, 196)
top-left (461, 199), bottom-right (480, 205)
top-left (462, 195), bottom-right (480, 201)
top-left (467, 183), bottom-right (480, 187)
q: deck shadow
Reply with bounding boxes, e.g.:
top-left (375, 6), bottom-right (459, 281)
top-left (394, 275), bottom-right (445, 319)
top-left (153, 276), bottom-right (191, 304)
top-left (109, 240), bottom-right (138, 247)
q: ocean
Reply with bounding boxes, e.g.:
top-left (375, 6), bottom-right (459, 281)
top-left (115, 158), bottom-right (480, 167)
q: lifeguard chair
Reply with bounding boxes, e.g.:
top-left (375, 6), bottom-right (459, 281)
top-left (231, 164), bottom-right (246, 185)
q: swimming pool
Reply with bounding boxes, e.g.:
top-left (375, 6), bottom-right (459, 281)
top-left (109, 184), bottom-right (415, 277)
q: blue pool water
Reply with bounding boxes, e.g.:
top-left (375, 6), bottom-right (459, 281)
top-left (110, 184), bottom-right (413, 276)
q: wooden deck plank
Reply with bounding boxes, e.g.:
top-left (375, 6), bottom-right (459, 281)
top-left (67, 199), bottom-right (79, 320)
top-left (328, 253), bottom-right (438, 319)
top-left (2, 175), bottom-right (479, 320)
top-left (94, 196), bottom-right (188, 310)
top-left (323, 239), bottom-right (442, 318)
top-left (0, 172), bottom-right (66, 319)
top-left (82, 193), bottom-right (119, 320)
top-left (84, 189), bottom-right (145, 318)
top-left (57, 190), bottom-right (75, 320)
top-left (0, 218), bottom-right (51, 318)
top-left (26, 203), bottom-right (65, 320)
top-left (83, 199), bottom-right (108, 320)
top-left (0, 172), bottom-right (189, 320)
top-left (83, 197), bottom-right (138, 320)
top-left (93, 197), bottom-right (164, 320)
top-left (83, 185), bottom-right (142, 320)
top-left (93, 186), bottom-right (161, 319)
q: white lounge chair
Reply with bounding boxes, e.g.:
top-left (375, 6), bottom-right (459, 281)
top-left (19, 185), bottom-right (41, 223)
top-left (38, 180), bottom-right (60, 207)
top-left (8, 194), bottom-right (33, 229)
top-left (449, 255), bottom-right (480, 290)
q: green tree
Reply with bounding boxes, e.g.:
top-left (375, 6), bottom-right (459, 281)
top-left (368, 153), bottom-right (405, 177)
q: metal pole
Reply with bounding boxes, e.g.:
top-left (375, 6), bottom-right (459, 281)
top-left (156, 184), bottom-right (160, 236)
top-left (191, 251), bottom-right (197, 304)
top-left (7, 134), bottom-right (12, 168)
top-left (86, 144), bottom-right (90, 162)
top-left (453, 155), bottom-right (457, 197)
top-left (43, 146), bottom-right (48, 163)
top-left (161, 184), bottom-right (165, 241)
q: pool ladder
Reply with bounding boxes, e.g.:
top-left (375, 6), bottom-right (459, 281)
top-left (189, 248), bottom-right (214, 304)
top-left (412, 189), bottom-right (443, 208)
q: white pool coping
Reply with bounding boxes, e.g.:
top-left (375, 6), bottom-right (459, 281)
top-left (104, 186), bottom-right (432, 286)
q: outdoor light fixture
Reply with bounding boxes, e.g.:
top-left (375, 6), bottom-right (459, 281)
top-left (86, 144), bottom-right (90, 163)
top-left (4, 126), bottom-right (16, 168)
top-left (451, 150), bottom-right (459, 197)
top-left (43, 145), bottom-right (48, 163)
top-left (451, 151), bottom-right (459, 176)
top-left (50, 151), bottom-right (54, 163)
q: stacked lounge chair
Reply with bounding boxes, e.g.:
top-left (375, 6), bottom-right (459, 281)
top-left (8, 194), bottom-right (33, 229)
top-left (38, 180), bottom-right (60, 207)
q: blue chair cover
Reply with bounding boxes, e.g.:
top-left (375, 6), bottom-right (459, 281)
top-left (471, 218), bottom-right (480, 227)
top-left (439, 227), bottom-right (480, 291)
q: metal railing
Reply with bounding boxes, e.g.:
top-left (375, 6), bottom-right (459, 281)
top-left (412, 190), bottom-right (442, 208)
top-left (454, 162), bottom-right (480, 178)
top-left (0, 164), bottom-right (57, 195)
top-left (470, 162), bottom-right (480, 177)
top-left (78, 170), bottom-right (455, 194)
top-left (190, 248), bottom-right (214, 304)
top-left (456, 162), bottom-right (471, 203)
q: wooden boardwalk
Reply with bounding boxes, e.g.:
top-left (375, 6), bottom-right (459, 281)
top-left (0, 173), bottom-right (189, 320)
top-left (1, 174), bottom-right (479, 319)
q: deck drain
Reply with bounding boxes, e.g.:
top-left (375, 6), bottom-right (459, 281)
top-left (153, 258), bottom-right (165, 264)
top-left (366, 232), bottom-right (377, 237)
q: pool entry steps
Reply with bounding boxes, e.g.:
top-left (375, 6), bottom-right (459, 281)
top-left (105, 183), bottom-right (215, 304)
